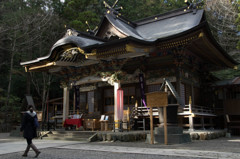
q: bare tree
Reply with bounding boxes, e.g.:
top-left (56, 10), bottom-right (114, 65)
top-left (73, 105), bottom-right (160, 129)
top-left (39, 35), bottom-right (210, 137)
top-left (0, 0), bottom-right (64, 107)
top-left (205, 0), bottom-right (240, 61)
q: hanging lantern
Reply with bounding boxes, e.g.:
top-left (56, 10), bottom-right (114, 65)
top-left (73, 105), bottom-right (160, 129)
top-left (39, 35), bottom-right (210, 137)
top-left (117, 88), bottom-right (124, 120)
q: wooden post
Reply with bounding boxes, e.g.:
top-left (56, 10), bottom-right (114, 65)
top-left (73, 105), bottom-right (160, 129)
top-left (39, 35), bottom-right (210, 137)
top-left (189, 96), bottom-right (192, 113)
top-left (188, 96), bottom-right (194, 131)
top-left (189, 115), bottom-right (194, 131)
top-left (127, 107), bottom-right (130, 131)
top-left (163, 106), bottom-right (168, 145)
top-left (201, 116), bottom-right (205, 130)
top-left (150, 106), bottom-right (154, 144)
top-left (73, 89), bottom-right (76, 114)
top-left (101, 121), bottom-right (104, 131)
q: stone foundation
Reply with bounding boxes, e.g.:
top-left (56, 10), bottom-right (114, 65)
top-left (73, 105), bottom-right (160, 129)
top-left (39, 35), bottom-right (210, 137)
top-left (189, 130), bottom-right (226, 140)
top-left (146, 127), bottom-right (191, 144)
top-left (95, 131), bottom-right (148, 142)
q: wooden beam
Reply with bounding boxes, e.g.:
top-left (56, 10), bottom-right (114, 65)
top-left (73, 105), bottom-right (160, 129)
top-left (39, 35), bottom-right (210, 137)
top-left (150, 106), bottom-right (154, 144)
top-left (163, 106), bottom-right (168, 145)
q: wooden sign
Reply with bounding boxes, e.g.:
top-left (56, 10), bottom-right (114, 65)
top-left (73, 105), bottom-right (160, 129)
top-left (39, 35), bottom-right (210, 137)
top-left (146, 91), bottom-right (168, 145)
top-left (146, 92), bottom-right (168, 107)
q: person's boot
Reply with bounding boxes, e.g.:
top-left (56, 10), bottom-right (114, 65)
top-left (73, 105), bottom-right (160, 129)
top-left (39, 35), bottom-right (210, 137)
top-left (30, 143), bottom-right (41, 158)
top-left (22, 145), bottom-right (30, 157)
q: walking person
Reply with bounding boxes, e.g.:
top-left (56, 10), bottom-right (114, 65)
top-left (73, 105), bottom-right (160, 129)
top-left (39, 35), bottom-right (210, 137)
top-left (20, 105), bottom-right (41, 157)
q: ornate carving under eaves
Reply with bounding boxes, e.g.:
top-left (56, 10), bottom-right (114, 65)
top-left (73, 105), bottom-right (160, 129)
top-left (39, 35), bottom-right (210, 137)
top-left (146, 68), bottom-right (175, 83)
top-left (173, 47), bottom-right (186, 67)
top-left (59, 47), bottom-right (85, 63)
top-left (98, 58), bottom-right (129, 71)
top-left (97, 70), bottom-right (126, 85)
top-left (97, 68), bottom-right (141, 85)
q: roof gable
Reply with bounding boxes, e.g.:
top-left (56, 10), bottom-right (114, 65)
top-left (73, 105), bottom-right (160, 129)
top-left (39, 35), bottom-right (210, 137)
top-left (96, 7), bottom-right (204, 41)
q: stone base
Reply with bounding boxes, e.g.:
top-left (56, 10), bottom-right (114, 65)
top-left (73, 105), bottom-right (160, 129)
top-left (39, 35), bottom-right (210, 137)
top-left (189, 130), bottom-right (226, 140)
top-left (146, 126), bottom-right (191, 144)
top-left (146, 133), bottom-right (191, 144)
top-left (96, 131), bottom-right (148, 142)
top-left (154, 126), bottom-right (183, 134)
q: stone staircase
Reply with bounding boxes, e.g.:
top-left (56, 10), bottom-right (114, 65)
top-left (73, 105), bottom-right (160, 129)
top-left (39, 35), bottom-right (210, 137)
top-left (42, 131), bottom-right (97, 142)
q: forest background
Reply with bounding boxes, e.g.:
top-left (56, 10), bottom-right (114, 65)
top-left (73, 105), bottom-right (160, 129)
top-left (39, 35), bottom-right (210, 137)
top-left (0, 0), bottom-right (239, 126)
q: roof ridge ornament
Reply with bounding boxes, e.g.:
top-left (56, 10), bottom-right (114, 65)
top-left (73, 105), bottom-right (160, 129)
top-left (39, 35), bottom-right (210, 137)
top-left (85, 21), bottom-right (98, 35)
top-left (184, 0), bottom-right (204, 14)
top-left (64, 26), bottom-right (79, 37)
top-left (103, 0), bottom-right (123, 16)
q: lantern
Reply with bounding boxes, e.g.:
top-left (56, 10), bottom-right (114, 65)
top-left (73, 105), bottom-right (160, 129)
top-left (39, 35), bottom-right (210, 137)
top-left (117, 88), bottom-right (124, 120)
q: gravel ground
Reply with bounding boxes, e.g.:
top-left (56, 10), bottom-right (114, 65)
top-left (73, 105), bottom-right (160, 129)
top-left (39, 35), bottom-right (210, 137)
top-left (0, 133), bottom-right (240, 159)
top-left (0, 148), bottom-right (209, 159)
top-left (86, 136), bottom-right (240, 153)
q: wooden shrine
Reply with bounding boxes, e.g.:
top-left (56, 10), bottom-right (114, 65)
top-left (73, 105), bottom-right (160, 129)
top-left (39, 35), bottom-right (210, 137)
top-left (20, 1), bottom-right (237, 132)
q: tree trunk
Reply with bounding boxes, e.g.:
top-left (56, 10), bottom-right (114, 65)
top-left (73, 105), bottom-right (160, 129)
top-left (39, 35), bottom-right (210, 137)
top-left (6, 37), bottom-right (16, 107)
top-left (41, 73), bottom-right (51, 130)
top-left (26, 72), bottom-right (31, 94)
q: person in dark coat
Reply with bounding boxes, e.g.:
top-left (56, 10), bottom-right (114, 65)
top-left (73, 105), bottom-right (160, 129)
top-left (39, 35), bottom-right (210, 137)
top-left (20, 105), bottom-right (41, 157)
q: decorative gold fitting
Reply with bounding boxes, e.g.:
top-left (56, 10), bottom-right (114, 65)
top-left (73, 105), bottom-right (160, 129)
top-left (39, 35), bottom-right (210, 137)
top-left (198, 32), bottom-right (204, 38)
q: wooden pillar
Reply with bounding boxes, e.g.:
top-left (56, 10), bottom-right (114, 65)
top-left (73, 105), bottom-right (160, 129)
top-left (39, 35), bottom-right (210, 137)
top-left (201, 116), bottom-right (205, 130)
top-left (114, 81), bottom-right (121, 131)
top-left (163, 106), bottom-right (168, 145)
top-left (188, 96), bottom-right (194, 131)
top-left (189, 115), bottom-right (194, 131)
top-left (210, 117), bottom-right (214, 129)
top-left (73, 89), bottom-right (76, 114)
top-left (63, 87), bottom-right (70, 125)
top-left (176, 68), bottom-right (181, 101)
top-left (127, 107), bottom-right (130, 131)
top-left (150, 106), bottom-right (154, 144)
top-left (191, 83), bottom-right (194, 105)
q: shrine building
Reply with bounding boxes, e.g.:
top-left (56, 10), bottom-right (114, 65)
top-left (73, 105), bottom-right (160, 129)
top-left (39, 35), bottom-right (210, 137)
top-left (20, 2), bottom-right (237, 132)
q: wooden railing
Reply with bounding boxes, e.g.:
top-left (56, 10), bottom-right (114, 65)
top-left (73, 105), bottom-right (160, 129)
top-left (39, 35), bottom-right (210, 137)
top-left (130, 104), bottom-right (180, 118)
top-left (182, 104), bottom-right (215, 115)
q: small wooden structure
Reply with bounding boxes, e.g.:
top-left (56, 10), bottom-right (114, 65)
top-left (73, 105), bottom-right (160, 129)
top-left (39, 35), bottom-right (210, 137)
top-left (214, 77), bottom-right (240, 135)
top-left (146, 92), bottom-right (168, 144)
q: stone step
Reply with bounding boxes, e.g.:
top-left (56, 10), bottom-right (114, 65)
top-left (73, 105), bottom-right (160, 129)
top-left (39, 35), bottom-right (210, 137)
top-left (43, 136), bottom-right (89, 141)
top-left (51, 131), bottom-right (96, 136)
top-left (42, 130), bottom-right (96, 142)
top-left (47, 133), bottom-right (93, 138)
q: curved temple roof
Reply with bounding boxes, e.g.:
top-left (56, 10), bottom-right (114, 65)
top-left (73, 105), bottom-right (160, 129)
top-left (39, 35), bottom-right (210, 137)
top-left (103, 8), bottom-right (204, 41)
top-left (20, 30), bottom-right (104, 66)
top-left (20, 6), bottom-right (238, 70)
